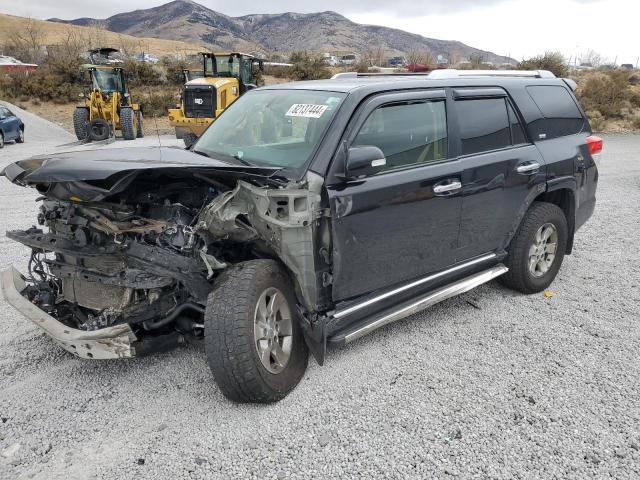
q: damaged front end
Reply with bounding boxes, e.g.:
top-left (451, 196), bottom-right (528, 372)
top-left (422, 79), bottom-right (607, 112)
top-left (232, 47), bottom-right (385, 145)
top-left (1, 148), bottom-right (329, 359)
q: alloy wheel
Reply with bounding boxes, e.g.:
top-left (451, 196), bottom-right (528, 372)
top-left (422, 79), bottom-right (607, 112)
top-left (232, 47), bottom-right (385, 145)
top-left (528, 223), bottom-right (558, 278)
top-left (253, 287), bottom-right (293, 374)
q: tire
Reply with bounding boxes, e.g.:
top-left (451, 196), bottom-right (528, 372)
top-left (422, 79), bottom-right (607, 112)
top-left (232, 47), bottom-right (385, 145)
top-left (120, 107), bottom-right (136, 140)
top-left (88, 118), bottom-right (110, 141)
top-left (136, 110), bottom-right (144, 138)
top-left (204, 260), bottom-right (309, 403)
top-left (183, 133), bottom-right (198, 148)
top-left (73, 107), bottom-right (89, 140)
top-left (0, 132), bottom-right (4, 149)
top-left (16, 127), bottom-right (24, 143)
top-left (499, 202), bottom-right (568, 294)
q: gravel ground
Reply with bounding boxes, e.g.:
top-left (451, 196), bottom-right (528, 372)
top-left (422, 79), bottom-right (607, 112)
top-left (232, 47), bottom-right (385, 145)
top-left (0, 104), bottom-right (639, 479)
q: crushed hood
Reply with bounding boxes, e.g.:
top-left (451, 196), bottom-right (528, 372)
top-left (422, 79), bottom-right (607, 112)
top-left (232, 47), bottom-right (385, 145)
top-left (1, 146), bottom-right (280, 184)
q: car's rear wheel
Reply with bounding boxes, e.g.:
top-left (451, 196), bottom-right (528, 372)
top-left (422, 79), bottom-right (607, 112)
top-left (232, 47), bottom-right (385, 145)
top-left (16, 128), bottom-right (24, 143)
top-left (499, 202), bottom-right (568, 294)
top-left (204, 260), bottom-right (308, 403)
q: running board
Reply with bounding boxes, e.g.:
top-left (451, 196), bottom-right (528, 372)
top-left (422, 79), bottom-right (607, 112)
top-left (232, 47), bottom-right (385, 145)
top-left (328, 264), bottom-right (508, 345)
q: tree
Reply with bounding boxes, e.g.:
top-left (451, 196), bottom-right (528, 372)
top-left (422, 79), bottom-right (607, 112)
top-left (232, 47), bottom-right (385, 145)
top-left (289, 51), bottom-right (330, 80)
top-left (518, 52), bottom-right (568, 77)
top-left (407, 47), bottom-right (434, 66)
top-left (580, 50), bottom-right (607, 68)
top-left (2, 18), bottom-right (45, 64)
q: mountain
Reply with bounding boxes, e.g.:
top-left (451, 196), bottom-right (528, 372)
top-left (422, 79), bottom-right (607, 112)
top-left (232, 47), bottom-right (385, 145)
top-left (50, 0), bottom-right (513, 63)
top-left (0, 13), bottom-right (202, 57)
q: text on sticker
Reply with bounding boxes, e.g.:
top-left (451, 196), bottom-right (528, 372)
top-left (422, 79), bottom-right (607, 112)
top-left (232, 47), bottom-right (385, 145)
top-left (285, 104), bottom-right (328, 118)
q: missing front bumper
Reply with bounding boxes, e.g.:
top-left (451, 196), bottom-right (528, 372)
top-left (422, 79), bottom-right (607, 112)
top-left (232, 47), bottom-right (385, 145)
top-left (0, 267), bottom-right (137, 359)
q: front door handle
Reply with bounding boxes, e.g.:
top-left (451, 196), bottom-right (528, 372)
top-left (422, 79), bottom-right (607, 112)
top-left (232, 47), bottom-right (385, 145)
top-left (433, 180), bottom-right (462, 195)
top-left (516, 162), bottom-right (541, 174)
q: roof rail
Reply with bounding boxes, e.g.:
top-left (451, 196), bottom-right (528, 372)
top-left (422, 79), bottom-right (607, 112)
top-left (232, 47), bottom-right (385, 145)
top-left (331, 72), bottom-right (431, 79)
top-left (426, 69), bottom-right (556, 79)
top-left (331, 70), bottom-right (557, 81)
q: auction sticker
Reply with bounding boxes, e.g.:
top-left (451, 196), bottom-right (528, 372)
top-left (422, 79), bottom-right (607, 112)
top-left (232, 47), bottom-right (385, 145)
top-left (285, 104), bottom-right (328, 118)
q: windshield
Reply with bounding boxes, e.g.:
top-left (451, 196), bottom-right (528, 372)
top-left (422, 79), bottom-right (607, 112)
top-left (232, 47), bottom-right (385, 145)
top-left (92, 69), bottom-right (123, 93)
top-left (194, 90), bottom-right (345, 174)
top-left (204, 55), bottom-right (240, 77)
top-left (185, 70), bottom-right (205, 82)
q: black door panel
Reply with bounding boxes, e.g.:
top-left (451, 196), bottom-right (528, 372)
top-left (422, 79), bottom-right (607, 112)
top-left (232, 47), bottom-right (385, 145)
top-left (328, 160), bottom-right (463, 301)
top-left (457, 145), bottom-right (546, 259)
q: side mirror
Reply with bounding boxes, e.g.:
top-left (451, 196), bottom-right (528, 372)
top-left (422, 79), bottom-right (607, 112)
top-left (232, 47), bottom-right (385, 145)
top-left (346, 145), bottom-right (387, 179)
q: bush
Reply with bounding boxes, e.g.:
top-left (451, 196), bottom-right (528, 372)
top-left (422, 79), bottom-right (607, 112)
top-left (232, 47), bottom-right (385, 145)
top-left (161, 57), bottom-right (190, 86)
top-left (576, 70), bottom-right (632, 118)
top-left (137, 89), bottom-right (178, 117)
top-left (289, 51), bottom-right (331, 81)
top-left (585, 110), bottom-right (607, 132)
top-left (122, 59), bottom-right (163, 87)
top-left (0, 70), bottom-right (81, 103)
top-left (267, 65), bottom-right (292, 79)
top-left (518, 52), bottom-right (568, 78)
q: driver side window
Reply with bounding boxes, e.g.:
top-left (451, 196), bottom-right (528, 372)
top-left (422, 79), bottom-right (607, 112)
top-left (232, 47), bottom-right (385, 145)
top-left (353, 100), bottom-right (448, 173)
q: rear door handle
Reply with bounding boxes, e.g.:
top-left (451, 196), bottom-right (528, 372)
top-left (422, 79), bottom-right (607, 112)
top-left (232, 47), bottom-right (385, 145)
top-left (433, 180), bottom-right (462, 195)
top-left (516, 162), bottom-right (541, 174)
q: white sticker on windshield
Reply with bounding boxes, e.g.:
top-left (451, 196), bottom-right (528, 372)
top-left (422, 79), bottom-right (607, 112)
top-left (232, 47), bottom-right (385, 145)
top-left (285, 104), bottom-right (328, 118)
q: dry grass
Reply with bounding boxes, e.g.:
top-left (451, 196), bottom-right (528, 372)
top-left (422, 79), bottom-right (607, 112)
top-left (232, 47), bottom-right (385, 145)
top-left (0, 14), bottom-right (203, 57)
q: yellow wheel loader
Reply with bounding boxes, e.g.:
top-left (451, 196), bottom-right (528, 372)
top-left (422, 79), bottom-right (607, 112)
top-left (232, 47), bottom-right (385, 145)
top-left (168, 52), bottom-right (263, 147)
top-left (73, 48), bottom-right (143, 142)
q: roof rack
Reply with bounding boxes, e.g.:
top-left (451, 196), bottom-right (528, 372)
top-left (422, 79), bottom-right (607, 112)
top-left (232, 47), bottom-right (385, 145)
top-left (331, 69), bottom-right (556, 80)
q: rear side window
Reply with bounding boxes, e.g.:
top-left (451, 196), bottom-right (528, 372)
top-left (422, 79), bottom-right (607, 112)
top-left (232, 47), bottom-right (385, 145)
top-left (353, 100), bottom-right (448, 172)
top-left (526, 85), bottom-right (585, 138)
top-left (455, 98), bottom-right (511, 155)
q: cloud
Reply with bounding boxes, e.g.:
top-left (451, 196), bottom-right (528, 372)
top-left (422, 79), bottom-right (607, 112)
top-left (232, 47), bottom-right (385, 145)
top-left (1, 0), bottom-right (518, 20)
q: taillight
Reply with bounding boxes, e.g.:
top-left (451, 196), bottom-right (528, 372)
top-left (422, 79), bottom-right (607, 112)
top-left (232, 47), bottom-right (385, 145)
top-left (586, 135), bottom-right (603, 156)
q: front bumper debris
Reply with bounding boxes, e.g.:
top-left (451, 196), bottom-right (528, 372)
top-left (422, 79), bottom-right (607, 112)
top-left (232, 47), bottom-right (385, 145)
top-left (0, 267), bottom-right (137, 359)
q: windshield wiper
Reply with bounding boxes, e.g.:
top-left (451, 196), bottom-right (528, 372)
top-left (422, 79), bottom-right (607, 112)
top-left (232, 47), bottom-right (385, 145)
top-left (232, 154), bottom-right (253, 166)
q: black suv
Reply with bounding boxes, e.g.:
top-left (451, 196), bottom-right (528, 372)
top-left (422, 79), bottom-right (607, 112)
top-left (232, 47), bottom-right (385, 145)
top-left (1, 69), bottom-right (600, 403)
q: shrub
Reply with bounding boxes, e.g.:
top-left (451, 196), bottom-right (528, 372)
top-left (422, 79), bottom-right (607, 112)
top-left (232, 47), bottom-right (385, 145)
top-left (518, 52), bottom-right (568, 78)
top-left (122, 59), bottom-right (163, 87)
top-left (289, 51), bottom-right (331, 81)
top-left (267, 65), bottom-right (292, 79)
top-left (161, 57), bottom-right (190, 86)
top-left (137, 89), bottom-right (177, 117)
top-left (585, 110), bottom-right (607, 132)
top-left (577, 70), bottom-right (631, 118)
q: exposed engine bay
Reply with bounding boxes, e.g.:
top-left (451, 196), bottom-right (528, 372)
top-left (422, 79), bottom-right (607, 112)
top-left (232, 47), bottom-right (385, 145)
top-left (1, 147), bottom-right (329, 357)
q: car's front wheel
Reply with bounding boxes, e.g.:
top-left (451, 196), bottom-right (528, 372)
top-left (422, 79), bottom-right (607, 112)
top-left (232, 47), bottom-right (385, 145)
top-left (204, 260), bottom-right (308, 403)
top-left (499, 201), bottom-right (568, 294)
top-left (16, 128), bottom-right (24, 143)
top-left (0, 132), bottom-right (4, 149)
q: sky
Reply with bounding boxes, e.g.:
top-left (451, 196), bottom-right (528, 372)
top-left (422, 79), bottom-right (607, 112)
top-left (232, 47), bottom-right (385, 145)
top-left (1, 0), bottom-right (638, 64)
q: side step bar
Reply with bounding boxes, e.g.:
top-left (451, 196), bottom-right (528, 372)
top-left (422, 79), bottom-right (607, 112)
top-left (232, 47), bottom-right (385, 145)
top-left (328, 264), bottom-right (508, 345)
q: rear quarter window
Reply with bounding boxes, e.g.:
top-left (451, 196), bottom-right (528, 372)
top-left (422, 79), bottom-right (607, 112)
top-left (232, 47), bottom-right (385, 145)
top-left (526, 85), bottom-right (585, 139)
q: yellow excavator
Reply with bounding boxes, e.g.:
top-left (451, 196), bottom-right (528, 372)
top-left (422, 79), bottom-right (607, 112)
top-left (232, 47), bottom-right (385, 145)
top-left (168, 52), bottom-right (263, 147)
top-left (73, 48), bottom-right (143, 142)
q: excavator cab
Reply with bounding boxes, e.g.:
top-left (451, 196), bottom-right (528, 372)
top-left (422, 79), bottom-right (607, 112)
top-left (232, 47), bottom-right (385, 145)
top-left (168, 52), bottom-right (264, 147)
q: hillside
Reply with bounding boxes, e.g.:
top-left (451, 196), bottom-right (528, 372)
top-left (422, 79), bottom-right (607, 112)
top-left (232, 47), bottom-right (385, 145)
top-left (0, 13), bottom-right (204, 57)
top-left (50, 0), bottom-right (513, 63)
